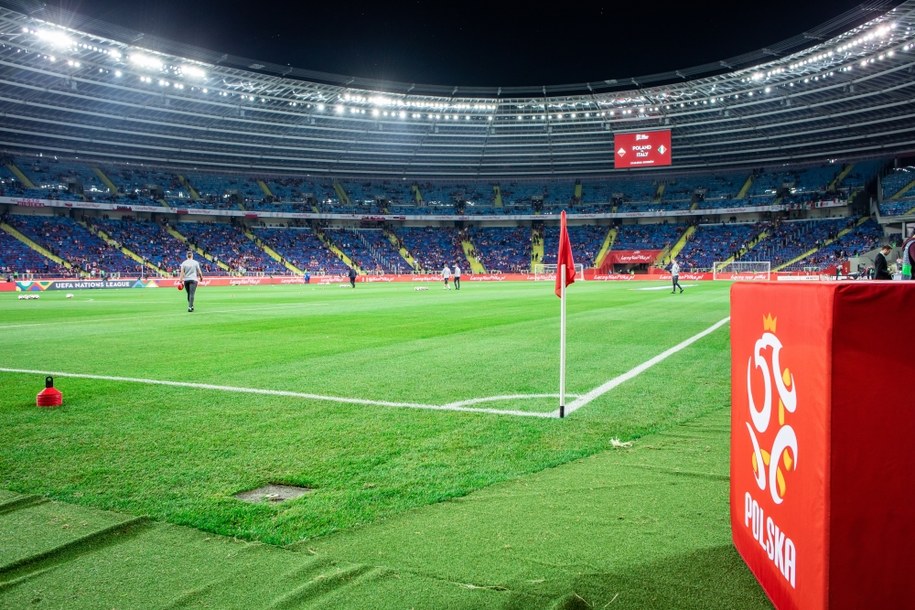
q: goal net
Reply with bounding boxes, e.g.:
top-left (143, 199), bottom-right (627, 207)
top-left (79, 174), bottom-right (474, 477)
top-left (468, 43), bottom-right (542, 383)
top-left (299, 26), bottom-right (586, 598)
top-left (712, 260), bottom-right (771, 281)
top-left (533, 263), bottom-right (586, 281)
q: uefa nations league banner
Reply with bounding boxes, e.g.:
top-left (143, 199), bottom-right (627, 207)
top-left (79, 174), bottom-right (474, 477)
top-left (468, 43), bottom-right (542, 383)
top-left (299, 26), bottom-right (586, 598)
top-left (730, 282), bottom-right (915, 610)
top-left (15, 279), bottom-right (154, 291)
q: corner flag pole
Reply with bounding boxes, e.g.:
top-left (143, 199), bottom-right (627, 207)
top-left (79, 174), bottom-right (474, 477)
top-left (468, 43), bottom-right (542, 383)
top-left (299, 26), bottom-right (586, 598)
top-left (559, 263), bottom-right (567, 418)
top-left (555, 209), bottom-right (575, 419)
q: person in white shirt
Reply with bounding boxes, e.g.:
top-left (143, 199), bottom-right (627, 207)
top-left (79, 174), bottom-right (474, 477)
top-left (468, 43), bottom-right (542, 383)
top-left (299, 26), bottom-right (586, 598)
top-left (670, 258), bottom-right (683, 294)
top-left (453, 263), bottom-right (461, 290)
top-left (442, 264), bottom-right (451, 290)
top-left (179, 250), bottom-right (204, 311)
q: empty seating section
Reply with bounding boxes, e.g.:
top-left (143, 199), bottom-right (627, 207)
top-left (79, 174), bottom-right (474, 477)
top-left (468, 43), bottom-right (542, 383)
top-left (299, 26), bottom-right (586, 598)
top-left (177, 222), bottom-right (286, 275)
top-left (660, 176), bottom-right (702, 209)
top-left (468, 227), bottom-right (531, 273)
top-left (577, 179), bottom-right (615, 211)
top-left (182, 173), bottom-right (247, 210)
top-left (2, 159), bottom-right (84, 201)
top-left (2, 156), bottom-right (894, 217)
top-left (252, 227), bottom-right (348, 275)
top-left (542, 181), bottom-right (574, 206)
top-left (695, 171), bottom-right (750, 210)
top-left (678, 223), bottom-right (761, 270)
top-left (881, 168), bottom-right (914, 198)
top-left (31, 159), bottom-right (110, 201)
top-left (608, 178), bottom-right (661, 213)
top-left (879, 168), bottom-right (915, 216)
top-left (89, 218), bottom-right (186, 275)
top-left (6, 214), bottom-right (138, 276)
top-left (396, 227), bottom-right (464, 272)
top-left (843, 159), bottom-right (884, 191)
top-left (105, 165), bottom-right (183, 204)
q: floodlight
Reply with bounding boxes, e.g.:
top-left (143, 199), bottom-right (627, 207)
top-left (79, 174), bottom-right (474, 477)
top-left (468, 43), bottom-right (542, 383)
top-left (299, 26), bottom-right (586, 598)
top-left (130, 53), bottom-right (164, 71)
top-left (36, 29), bottom-right (73, 48)
top-left (180, 64), bottom-right (207, 80)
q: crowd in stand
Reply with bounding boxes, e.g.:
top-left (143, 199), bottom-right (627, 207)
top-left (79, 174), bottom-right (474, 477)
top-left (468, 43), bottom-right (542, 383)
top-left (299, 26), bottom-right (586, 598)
top-left (252, 226), bottom-right (349, 276)
top-left (0, 212), bottom-right (897, 279)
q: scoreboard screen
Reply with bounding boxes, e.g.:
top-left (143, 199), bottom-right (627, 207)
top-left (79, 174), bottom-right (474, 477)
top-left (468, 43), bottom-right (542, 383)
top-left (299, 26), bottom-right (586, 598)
top-left (614, 130), bottom-right (671, 168)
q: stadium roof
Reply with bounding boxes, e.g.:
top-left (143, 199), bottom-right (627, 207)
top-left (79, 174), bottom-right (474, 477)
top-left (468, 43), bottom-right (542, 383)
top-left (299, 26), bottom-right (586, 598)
top-left (1, 0), bottom-right (914, 178)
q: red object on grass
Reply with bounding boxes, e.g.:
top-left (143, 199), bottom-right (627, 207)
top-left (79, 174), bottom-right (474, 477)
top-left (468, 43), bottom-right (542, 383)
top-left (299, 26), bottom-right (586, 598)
top-left (554, 210), bottom-right (576, 298)
top-left (177, 282), bottom-right (183, 291)
top-left (36, 376), bottom-right (63, 408)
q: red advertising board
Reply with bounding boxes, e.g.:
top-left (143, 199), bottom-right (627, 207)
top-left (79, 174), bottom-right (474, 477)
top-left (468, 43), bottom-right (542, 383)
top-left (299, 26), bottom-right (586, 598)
top-left (614, 130), bottom-right (671, 168)
top-left (603, 249), bottom-right (662, 264)
top-left (730, 282), bottom-right (915, 609)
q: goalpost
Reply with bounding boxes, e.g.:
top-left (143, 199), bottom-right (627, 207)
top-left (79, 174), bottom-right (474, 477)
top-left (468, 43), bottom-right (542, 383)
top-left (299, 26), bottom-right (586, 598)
top-left (712, 260), bottom-right (771, 281)
top-left (533, 263), bottom-right (586, 281)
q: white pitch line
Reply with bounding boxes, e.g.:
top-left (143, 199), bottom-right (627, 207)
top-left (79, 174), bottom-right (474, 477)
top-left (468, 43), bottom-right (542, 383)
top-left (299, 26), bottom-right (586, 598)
top-left (554, 316), bottom-right (731, 418)
top-left (0, 367), bottom-right (556, 419)
top-left (1, 319), bottom-right (728, 420)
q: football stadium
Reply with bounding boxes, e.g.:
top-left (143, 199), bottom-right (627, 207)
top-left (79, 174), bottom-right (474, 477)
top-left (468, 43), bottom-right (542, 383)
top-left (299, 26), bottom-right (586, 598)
top-left (2, 0), bottom-right (915, 607)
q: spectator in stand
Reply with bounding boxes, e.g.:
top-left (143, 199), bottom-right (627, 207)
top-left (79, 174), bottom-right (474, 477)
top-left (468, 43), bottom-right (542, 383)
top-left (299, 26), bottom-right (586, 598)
top-left (874, 245), bottom-right (893, 280)
top-left (453, 263), bottom-right (461, 290)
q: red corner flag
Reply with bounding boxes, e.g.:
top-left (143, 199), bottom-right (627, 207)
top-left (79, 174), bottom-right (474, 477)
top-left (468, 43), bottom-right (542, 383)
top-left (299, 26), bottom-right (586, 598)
top-left (555, 210), bottom-right (576, 298)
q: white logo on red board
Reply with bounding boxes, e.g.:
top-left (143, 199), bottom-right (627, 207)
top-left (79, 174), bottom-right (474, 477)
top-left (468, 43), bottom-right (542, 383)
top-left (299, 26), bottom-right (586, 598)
top-left (746, 314), bottom-right (799, 505)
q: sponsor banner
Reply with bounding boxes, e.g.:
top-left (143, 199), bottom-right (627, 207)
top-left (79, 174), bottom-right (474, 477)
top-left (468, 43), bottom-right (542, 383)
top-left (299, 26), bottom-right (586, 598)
top-left (604, 249), bottom-right (662, 264)
top-left (716, 272), bottom-right (772, 281)
top-left (614, 130), bottom-right (672, 168)
top-left (730, 283), bottom-right (915, 609)
top-left (7, 272), bottom-right (842, 290)
top-left (16, 279), bottom-right (141, 291)
top-left (776, 275), bottom-right (822, 281)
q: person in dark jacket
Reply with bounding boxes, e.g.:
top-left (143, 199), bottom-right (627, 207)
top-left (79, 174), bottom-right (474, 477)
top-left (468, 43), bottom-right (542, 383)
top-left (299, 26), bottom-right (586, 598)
top-left (874, 245), bottom-right (893, 280)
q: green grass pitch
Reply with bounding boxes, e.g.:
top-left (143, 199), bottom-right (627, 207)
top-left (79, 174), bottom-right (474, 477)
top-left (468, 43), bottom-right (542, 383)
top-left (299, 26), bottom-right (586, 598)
top-left (0, 280), bottom-right (732, 545)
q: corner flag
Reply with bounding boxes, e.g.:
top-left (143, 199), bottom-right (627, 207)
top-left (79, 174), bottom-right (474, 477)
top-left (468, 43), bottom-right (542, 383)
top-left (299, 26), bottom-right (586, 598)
top-left (556, 210), bottom-right (575, 418)
top-left (555, 210), bottom-right (575, 298)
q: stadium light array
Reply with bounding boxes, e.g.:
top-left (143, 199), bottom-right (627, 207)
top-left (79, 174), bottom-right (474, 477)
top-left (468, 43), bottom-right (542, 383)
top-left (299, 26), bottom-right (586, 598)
top-left (130, 52), bottom-right (164, 71)
top-left (180, 64), bottom-right (207, 80)
top-left (34, 28), bottom-right (74, 49)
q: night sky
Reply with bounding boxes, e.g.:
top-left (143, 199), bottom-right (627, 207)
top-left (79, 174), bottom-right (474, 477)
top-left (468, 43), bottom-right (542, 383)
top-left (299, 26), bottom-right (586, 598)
top-left (41, 0), bottom-right (896, 87)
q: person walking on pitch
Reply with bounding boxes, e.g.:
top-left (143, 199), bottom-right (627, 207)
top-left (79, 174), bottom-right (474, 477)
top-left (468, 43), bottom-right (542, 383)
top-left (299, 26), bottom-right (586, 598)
top-left (670, 258), bottom-right (684, 293)
top-left (179, 250), bottom-right (204, 312)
